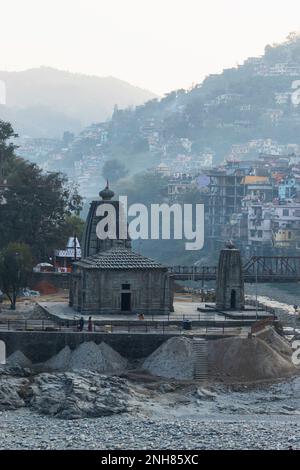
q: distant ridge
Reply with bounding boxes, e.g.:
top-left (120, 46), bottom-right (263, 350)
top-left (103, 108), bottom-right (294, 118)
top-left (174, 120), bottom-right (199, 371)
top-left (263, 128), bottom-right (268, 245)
top-left (0, 66), bottom-right (157, 137)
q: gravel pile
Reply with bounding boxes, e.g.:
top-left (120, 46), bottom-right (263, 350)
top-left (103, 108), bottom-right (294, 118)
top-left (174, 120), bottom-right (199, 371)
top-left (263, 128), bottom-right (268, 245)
top-left (45, 341), bottom-right (128, 373)
top-left (45, 346), bottom-right (72, 370)
top-left (6, 351), bottom-right (32, 368)
top-left (143, 337), bottom-right (194, 380)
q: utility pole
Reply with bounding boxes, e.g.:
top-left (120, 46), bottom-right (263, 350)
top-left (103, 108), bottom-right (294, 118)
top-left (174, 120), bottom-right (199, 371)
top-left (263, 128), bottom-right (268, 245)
top-left (74, 233), bottom-right (77, 262)
top-left (0, 148), bottom-right (8, 205)
top-left (255, 253), bottom-right (258, 321)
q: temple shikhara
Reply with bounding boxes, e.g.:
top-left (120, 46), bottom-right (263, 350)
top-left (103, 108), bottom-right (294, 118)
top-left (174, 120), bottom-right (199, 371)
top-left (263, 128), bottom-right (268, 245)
top-left (69, 183), bottom-right (173, 315)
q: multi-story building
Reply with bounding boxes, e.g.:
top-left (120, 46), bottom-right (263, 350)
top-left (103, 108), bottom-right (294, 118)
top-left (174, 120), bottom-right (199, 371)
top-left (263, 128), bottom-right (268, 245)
top-left (246, 201), bottom-right (300, 253)
top-left (278, 176), bottom-right (300, 200)
top-left (247, 202), bottom-right (274, 251)
top-left (241, 175), bottom-right (276, 202)
top-left (206, 169), bottom-right (247, 248)
top-left (272, 203), bottom-right (300, 251)
top-left (200, 155), bottom-right (300, 254)
top-left (167, 174), bottom-right (196, 201)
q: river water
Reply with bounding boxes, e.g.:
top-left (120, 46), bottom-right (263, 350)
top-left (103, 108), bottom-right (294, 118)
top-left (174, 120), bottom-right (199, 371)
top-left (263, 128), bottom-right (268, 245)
top-left (245, 283), bottom-right (300, 326)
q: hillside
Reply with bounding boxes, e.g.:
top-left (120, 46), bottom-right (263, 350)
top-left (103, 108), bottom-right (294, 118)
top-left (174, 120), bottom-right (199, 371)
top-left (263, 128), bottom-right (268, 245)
top-left (97, 33), bottom-right (300, 168)
top-left (0, 67), bottom-right (157, 137)
top-left (14, 34), bottom-right (300, 184)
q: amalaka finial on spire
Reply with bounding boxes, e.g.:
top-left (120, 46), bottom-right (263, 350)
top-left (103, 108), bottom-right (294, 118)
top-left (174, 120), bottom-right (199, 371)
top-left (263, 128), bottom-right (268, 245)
top-left (99, 179), bottom-right (115, 201)
top-left (226, 240), bottom-right (235, 249)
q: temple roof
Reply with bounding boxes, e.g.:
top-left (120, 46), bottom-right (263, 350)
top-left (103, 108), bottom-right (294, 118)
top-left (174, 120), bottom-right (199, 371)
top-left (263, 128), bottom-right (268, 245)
top-left (74, 247), bottom-right (166, 270)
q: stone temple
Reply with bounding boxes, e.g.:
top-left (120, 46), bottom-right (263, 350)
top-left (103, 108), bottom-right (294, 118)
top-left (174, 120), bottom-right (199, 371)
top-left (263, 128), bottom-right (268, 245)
top-left (215, 242), bottom-right (245, 310)
top-left (69, 183), bottom-right (172, 315)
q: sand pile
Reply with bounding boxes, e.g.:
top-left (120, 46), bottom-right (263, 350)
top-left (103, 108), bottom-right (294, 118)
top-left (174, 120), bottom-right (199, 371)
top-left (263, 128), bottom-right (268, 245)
top-left (208, 336), bottom-right (296, 381)
top-left (256, 327), bottom-right (292, 359)
top-left (143, 337), bottom-right (194, 380)
top-left (6, 351), bottom-right (32, 368)
top-left (45, 342), bottom-right (128, 373)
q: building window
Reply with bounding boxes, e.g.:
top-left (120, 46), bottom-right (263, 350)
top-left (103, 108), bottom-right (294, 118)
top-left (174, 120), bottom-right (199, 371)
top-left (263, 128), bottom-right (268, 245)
top-left (283, 209), bottom-right (289, 216)
top-left (257, 230), bottom-right (263, 238)
top-left (122, 284), bottom-right (131, 290)
top-left (288, 232), bottom-right (292, 239)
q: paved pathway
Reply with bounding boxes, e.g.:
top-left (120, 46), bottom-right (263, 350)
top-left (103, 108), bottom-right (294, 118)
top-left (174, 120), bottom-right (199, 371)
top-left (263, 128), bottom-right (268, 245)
top-left (38, 300), bottom-right (229, 322)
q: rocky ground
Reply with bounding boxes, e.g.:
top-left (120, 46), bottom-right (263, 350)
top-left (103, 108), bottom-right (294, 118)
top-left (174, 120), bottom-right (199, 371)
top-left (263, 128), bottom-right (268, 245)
top-left (0, 366), bottom-right (140, 419)
top-left (0, 409), bottom-right (299, 449)
top-left (1, 365), bottom-right (300, 449)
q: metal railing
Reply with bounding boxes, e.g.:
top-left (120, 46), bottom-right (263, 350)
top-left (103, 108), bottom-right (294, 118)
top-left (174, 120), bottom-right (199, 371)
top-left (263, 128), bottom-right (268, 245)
top-left (0, 318), bottom-right (250, 336)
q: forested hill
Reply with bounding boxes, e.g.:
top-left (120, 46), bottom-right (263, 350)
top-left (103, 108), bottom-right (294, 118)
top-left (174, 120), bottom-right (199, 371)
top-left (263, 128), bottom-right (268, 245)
top-left (103, 33), bottom-right (300, 168)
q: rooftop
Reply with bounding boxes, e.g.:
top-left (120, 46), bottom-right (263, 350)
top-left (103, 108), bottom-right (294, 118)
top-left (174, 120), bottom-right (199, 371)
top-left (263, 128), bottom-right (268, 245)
top-left (242, 176), bottom-right (270, 185)
top-left (74, 247), bottom-right (166, 270)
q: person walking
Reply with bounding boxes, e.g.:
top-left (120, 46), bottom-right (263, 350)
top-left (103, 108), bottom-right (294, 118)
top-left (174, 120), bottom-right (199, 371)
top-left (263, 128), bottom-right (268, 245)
top-left (78, 316), bottom-right (84, 331)
top-left (88, 316), bottom-right (93, 332)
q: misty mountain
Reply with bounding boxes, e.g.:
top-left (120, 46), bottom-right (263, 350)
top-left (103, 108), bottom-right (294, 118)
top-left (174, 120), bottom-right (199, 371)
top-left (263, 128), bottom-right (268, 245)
top-left (0, 67), bottom-right (157, 138)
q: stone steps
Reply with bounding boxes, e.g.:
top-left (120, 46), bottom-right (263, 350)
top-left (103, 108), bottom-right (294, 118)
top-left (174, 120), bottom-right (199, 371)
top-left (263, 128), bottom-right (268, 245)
top-left (193, 338), bottom-right (208, 381)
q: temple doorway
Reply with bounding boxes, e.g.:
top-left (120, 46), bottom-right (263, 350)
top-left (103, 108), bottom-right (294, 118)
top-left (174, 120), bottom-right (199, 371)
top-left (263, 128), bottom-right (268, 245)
top-left (121, 292), bottom-right (131, 312)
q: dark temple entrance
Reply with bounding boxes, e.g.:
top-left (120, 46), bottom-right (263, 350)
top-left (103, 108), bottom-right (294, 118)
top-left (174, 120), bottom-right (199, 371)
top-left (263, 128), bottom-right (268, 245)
top-left (121, 292), bottom-right (131, 312)
top-left (230, 289), bottom-right (236, 309)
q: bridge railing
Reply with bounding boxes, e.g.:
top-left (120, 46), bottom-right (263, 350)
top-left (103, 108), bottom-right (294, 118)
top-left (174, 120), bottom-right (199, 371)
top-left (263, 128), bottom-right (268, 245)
top-left (169, 266), bottom-right (217, 277)
top-left (243, 256), bottom-right (300, 278)
top-left (169, 256), bottom-right (300, 282)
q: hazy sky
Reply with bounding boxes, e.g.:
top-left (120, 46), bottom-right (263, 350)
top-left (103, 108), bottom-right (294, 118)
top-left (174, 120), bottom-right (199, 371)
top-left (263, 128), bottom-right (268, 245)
top-left (1, 0), bottom-right (300, 95)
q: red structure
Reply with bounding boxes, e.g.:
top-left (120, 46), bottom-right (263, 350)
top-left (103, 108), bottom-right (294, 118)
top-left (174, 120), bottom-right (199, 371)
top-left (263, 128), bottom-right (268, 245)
top-left (54, 237), bottom-right (81, 273)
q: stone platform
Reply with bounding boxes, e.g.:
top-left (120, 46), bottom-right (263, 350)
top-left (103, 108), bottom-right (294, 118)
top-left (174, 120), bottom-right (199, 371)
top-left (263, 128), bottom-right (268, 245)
top-left (197, 303), bottom-right (276, 321)
top-left (36, 301), bottom-right (275, 329)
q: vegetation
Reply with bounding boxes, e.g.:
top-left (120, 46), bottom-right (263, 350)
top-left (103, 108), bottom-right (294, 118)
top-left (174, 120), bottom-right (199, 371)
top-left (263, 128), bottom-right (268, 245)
top-left (102, 159), bottom-right (129, 183)
top-left (0, 243), bottom-right (33, 309)
top-left (0, 120), bottom-right (83, 260)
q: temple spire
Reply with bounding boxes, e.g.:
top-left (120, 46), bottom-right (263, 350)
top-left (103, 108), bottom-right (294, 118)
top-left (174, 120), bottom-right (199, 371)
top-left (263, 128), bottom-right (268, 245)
top-left (99, 179), bottom-right (115, 200)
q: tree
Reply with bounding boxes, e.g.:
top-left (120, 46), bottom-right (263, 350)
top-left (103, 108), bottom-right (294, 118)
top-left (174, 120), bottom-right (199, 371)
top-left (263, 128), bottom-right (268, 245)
top-left (0, 243), bottom-right (33, 310)
top-left (102, 159), bottom-right (128, 183)
top-left (0, 120), bottom-right (83, 259)
top-left (115, 171), bottom-right (167, 205)
top-left (58, 215), bottom-right (85, 246)
top-left (0, 120), bottom-right (17, 185)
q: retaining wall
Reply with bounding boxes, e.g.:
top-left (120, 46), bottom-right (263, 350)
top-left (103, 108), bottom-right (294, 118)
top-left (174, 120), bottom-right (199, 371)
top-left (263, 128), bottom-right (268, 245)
top-left (29, 272), bottom-right (70, 290)
top-left (0, 331), bottom-right (177, 363)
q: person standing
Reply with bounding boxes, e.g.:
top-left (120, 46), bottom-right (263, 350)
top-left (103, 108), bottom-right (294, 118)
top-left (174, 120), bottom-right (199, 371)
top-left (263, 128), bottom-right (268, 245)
top-left (78, 316), bottom-right (84, 331)
top-left (88, 316), bottom-right (93, 332)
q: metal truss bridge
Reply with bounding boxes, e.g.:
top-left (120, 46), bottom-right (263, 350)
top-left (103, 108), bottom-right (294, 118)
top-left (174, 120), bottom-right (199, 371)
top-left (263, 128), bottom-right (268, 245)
top-left (169, 256), bottom-right (300, 283)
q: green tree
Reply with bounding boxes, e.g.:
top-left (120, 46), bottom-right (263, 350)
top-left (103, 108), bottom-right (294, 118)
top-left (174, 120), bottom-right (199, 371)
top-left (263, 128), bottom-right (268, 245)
top-left (115, 171), bottom-right (167, 205)
top-left (0, 243), bottom-right (33, 310)
top-left (0, 121), bottom-right (83, 259)
top-left (102, 159), bottom-right (128, 183)
top-left (0, 120), bottom-right (17, 186)
top-left (59, 215), bottom-right (85, 246)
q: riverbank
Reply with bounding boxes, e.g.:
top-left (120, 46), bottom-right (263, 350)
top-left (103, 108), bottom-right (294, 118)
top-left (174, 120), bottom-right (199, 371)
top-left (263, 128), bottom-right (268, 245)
top-left (0, 408), bottom-right (299, 450)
